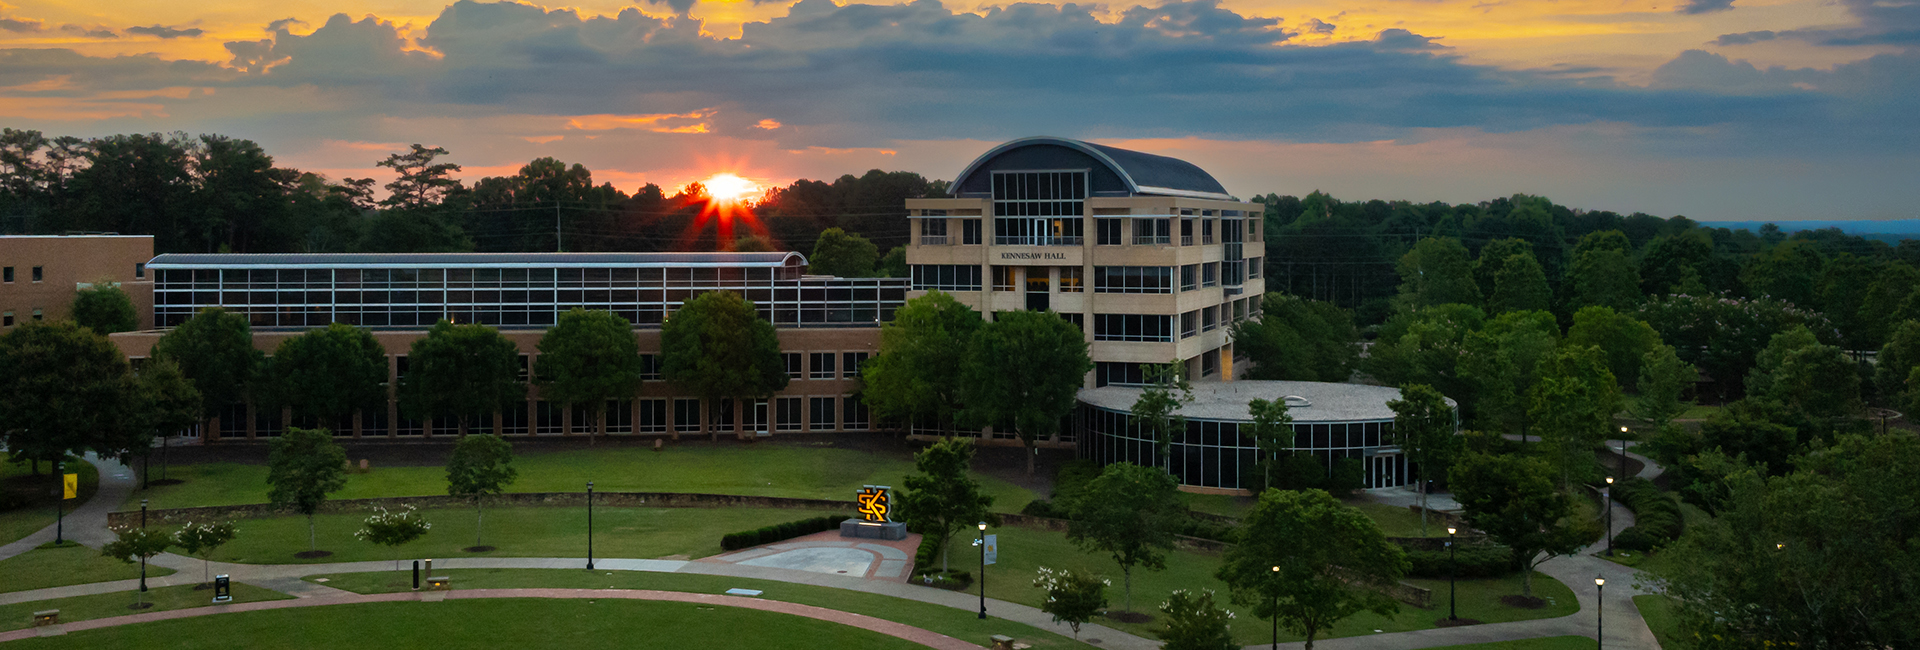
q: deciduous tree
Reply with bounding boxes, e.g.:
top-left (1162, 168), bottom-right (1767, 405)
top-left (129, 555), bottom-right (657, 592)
top-left (897, 437), bottom-right (994, 572)
top-left (1396, 237), bottom-right (1481, 308)
top-left (537, 309), bottom-right (644, 443)
top-left (267, 427), bottom-right (349, 554)
top-left (1387, 384), bottom-right (1457, 535)
top-left (132, 358), bottom-right (201, 486)
top-left (1157, 589), bottom-right (1236, 650)
top-left (1527, 345), bottom-right (1619, 487)
top-left (1231, 293), bottom-right (1359, 382)
top-left (0, 321), bottom-right (136, 473)
top-left (172, 521), bottom-right (236, 586)
top-left (1631, 345), bottom-right (1696, 428)
top-left (151, 307), bottom-right (263, 431)
top-left (959, 311), bottom-right (1093, 474)
top-left (659, 294), bottom-right (784, 440)
top-left (446, 434), bottom-right (517, 550)
top-left (861, 292), bottom-right (983, 434)
top-left (1216, 489), bottom-right (1407, 650)
top-left (1033, 567), bottom-right (1108, 640)
top-left (399, 320), bottom-right (526, 436)
top-left (355, 505), bottom-right (432, 570)
top-left (1488, 253), bottom-right (1551, 315)
top-left (71, 282), bottom-right (137, 334)
top-left (1131, 362), bottom-right (1192, 473)
top-left (809, 227), bottom-right (880, 277)
top-left (101, 526), bottom-right (171, 608)
top-left (262, 323), bottom-right (389, 423)
top-left (1449, 453), bottom-right (1586, 598)
top-left (1564, 306), bottom-right (1661, 387)
top-left (1246, 397), bottom-right (1294, 490)
top-left (1067, 462), bottom-right (1183, 613)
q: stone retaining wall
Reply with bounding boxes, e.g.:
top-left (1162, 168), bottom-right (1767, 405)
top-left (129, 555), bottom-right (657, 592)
top-left (107, 491), bottom-right (861, 528)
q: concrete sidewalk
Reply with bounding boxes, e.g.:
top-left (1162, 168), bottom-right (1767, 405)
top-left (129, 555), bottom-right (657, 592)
top-left (0, 454), bottom-right (137, 562)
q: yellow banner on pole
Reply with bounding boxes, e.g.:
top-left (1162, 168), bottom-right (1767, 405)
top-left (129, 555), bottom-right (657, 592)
top-left (62, 473), bottom-right (77, 500)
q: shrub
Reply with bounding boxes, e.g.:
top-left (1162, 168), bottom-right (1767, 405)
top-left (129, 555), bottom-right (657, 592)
top-left (1614, 526), bottom-right (1663, 552)
top-left (1051, 459), bottom-right (1104, 504)
top-left (1612, 477), bottom-right (1684, 542)
top-left (1021, 499), bottom-right (1065, 519)
top-left (719, 514), bottom-right (854, 551)
top-left (1403, 543), bottom-right (1518, 579)
top-left (1174, 517), bottom-right (1236, 543)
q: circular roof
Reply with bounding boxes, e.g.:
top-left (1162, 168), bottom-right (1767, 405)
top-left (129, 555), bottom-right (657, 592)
top-left (1079, 381), bottom-right (1454, 423)
top-left (950, 136), bottom-right (1237, 201)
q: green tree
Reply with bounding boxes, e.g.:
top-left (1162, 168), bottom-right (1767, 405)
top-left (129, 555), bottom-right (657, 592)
top-left (1472, 238), bottom-right (1535, 301)
top-left (1741, 238), bottom-right (1825, 308)
top-left (1630, 345), bottom-right (1697, 428)
top-left (1157, 589), bottom-right (1237, 650)
top-left (1216, 489), bottom-right (1407, 650)
top-left (1032, 567), bottom-right (1108, 640)
top-left (1818, 253), bottom-right (1878, 351)
top-left (266, 427), bottom-right (349, 553)
top-left (71, 282), bottom-right (137, 334)
top-left (1387, 384), bottom-right (1458, 536)
top-left (1246, 398), bottom-right (1294, 490)
top-left (896, 437), bottom-right (994, 572)
top-left (1563, 306), bottom-right (1661, 387)
top-left (659, 294), bottom-right (784, 440)
top-left (0, 321), bottom-right (135, 473)
top-left (1699, 399), bottom-right (1801, 475)
top-left (1459, 310), bottom-right (1559, 436)
top-left (446, 434), bottom-right (517, 550)
top-left (151, 307), bottom-right (264, 430)
top-left (172, 520), bottom-right (236, 586)
top-left (1528, 345), bottom-right (1619, 486)
top-left (862, 292), bottom-right (983, 434)
top-left (1364, 303), bottom-right (1486, 404)
top-left (100, 526), bottom-right (171, 609)
top-left (1653, 435), bottom-right (1920, 648)
top-left (132, 358), bottom-right (202, 486)
top-left (1231, 293), bottom-right (1359, 382)
top-left (808, 227), bottom-right (880, 277)
top-left (1131, 362), bottom-right (1192, 473)
top-left (1568, 231), bottom-right (1641, 311)
top-left (878, 246), bottom-right (908, 278)
top-left (1449, 453), bottom-right (1586, 597)
top-left (263, 323), bottom-right (389, 423)
top-left (1396, 237), bottom-right (1481, 308)
top-left (1771, 341), bottom-right (1861, 420)
top-left (1873, 320), bottom-right (1920, 406)
top-left (537, 309), bottom-right (645, 443)
top-left (1858, 265), bottom-right (1920, 350)
top-left (1066, 463), bottom-right (1183, 612)
top-left (355, 505), bottom-right (432, 570)
top-left (958, 311), bottom-right (1092, 474)
top-left (377, 144), bottom-right (465, 210)
top-left (399, 320), bottom-right (526, 436)
top-left (1488, 253), bottom-right (1551, 315)
top-left (731, 234), bottom-right (776, 252)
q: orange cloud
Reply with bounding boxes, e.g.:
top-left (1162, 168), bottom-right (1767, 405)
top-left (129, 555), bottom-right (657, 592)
top-left (564, 110), bottom-right (715, 133)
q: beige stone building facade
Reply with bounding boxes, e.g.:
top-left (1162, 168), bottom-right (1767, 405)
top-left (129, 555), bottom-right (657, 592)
top-left (904, 136), bottom-right (1266, 387)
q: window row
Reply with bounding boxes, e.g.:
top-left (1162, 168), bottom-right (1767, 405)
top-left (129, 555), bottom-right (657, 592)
top-left (910, 264), bottom-right (983, 292)
top-left (1092, 313), bottom-right (1173, 342)
top-left (212, 396), bottom-right (874, 438)
top-left (1078, 405), bottom-right (1406, 489)
top-left (155, 266), bottom-right (806, 290)
top-left (1093, 266), bottom-right (1173, 293)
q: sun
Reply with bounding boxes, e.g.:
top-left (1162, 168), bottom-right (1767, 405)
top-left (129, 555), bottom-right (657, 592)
top-left (703, 173), bottom-right (759, 205)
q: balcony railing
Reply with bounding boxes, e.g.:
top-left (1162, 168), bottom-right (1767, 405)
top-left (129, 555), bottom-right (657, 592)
top-left (920, 236), bottom-right (949, 245)
top-left (1133, 235), bottom-right (1171, 245)
top-left (1203, 235), bottom-right (1216, 245)
top-left (1181, 236), bottom-right (1193, 246)
top-left (993, 236), bottom-right (1084, 246)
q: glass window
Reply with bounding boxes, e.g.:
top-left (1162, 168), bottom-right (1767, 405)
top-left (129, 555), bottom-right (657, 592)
top-left (962, 219), bottom-right (982, 245)
top-left (31, 266), bottom-right (43, 282)
top-left (1058, 266), bottom-right (1083, 293)
top-left (674, 398), bottom-right (701, 432)
top-left (809, 397), bottom-right (836, 430)
top-left (2, 267), bottom-right (11, 282)
top-left (843, 397), bottom-right (870, 430)
top-left (1096, 218), bottom-right (1123, 245)
top-left (842, 352), bottom-right (870, 379)
top-left (639, 354), bottom-right (662, 380)
top-left (1181, 265), bottom-right (1198, 291)
top-left (783, 353), bottom-right (802, 379)
top-left (776, 397), bottom-right (802, 431)
top-left (809, 352), bottom-right (835, 380)
top-left (638, 399), bottom-right (668, 433)
top-left (1093, 314), bottom-right (1174, 342)
top-left (992, 266), bottom-right (1016, 292)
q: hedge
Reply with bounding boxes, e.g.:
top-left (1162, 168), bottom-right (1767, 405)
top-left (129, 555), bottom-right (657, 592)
top-left (719, 514), bottom-right (853, 551)
top-left (1404, 543), bottom-right (1518, 579)
top-left (1612, 477), bottom-right (1684, 551)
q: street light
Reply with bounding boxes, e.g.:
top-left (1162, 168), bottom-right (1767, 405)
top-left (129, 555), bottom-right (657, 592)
top-left (1604, 477), bottom-right (1615, 557)
top-left (1446, 527), bottom-right (1458, 620)
top-left (1595, 575), bottom-right (1606, 649)
top-left (54, 460), bottom-right (64, 545)
top-left (1270, 565), bottom-right (1280, 650)
top-left (140, 499), bottom-right (149, 593)
top-left (1617, 426), bottom-right (1630, 482)
top-left (586, 481), bottom-right (595, 570)
top-left (976, 521), bottom-right (988, 619)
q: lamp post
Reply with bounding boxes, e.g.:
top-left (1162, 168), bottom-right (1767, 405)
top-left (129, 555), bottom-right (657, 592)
top-left (139, 499), bottom-right (149, 593)
top-left (1604, 477), bottom-right (1615, 556)
top-left (1595, 575), bottom-right (1606, 649)
top-left (1269, 565), bottom-right (1280, 650)
top-left (1617, 426), bottom-right (1630, 480)
top-left (976, 521), bottom-right (988, 619)
top-left (53, 460), bottom-right (63, 545)
top-left (586, 481), bottom-right (595, 570)
top-left (1446, 527), bottom-right (1458, 620)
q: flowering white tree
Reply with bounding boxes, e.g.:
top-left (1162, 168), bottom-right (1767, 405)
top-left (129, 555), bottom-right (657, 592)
top-left (1158, 589), bottom-right (1236, 650)
top-left (1032, 567), bottom-right (1108, 639)
top-left (356, 505), bottom-right (432, 570)
top-left (173, 520), bottom-right (237, 586)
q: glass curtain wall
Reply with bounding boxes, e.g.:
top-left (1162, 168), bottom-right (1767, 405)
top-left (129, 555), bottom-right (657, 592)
top-left (992, 171), bottom-right (1086, 246)
top-left (1077, 405), bottom-right (1406, 490)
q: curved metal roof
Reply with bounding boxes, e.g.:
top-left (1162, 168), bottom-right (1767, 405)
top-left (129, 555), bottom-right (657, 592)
top-left (147, 251), bottom-right (809, 269)
top-left (951, 136), bottom-right (1237, 201)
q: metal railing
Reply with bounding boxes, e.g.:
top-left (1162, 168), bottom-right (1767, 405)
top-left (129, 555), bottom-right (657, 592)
top-left (993, 236), bottom-right (1084, 246)
top-left (1181, 236), bottom-right (1193, 246)
top-left (1133, 236), bottom-right (1171, 245)
top-left (919, 236), bottom-right (949, 245)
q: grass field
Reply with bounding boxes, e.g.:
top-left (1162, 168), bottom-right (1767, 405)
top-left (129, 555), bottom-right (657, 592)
top-left (123, 444), bottom-right (1038, 512)
top-left (1424, 637), bottom-right (1596, 650)
top-left (1634, 594), bottom-right (1682, 649)
top-left (199, 506), bottom-right (844, 564)
top-left (964, 524), bottom-right (1577, 645)
top-left (0, 458), bottom-right (100, 547)
top-left (0, 582), bottom-right (289, 632)
top-left (306, 568), bottom-right (1089, 649)
top-left (1179, 493), bottom-right (1448, 539)
top-left (4, 599), bottom-right (935, 650)
top-left (0, 541), bottom-right (176, 594)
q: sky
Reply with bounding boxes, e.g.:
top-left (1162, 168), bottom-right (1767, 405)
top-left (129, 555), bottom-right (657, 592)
top-left (1, 0), bottom-right (1916, 221)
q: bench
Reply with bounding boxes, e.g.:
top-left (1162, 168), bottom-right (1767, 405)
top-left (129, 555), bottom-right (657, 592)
top-left (31, 610), bottom-right (58, 627)
top-left (989, 634), bottom-right (1013, 650)
top-left (426, 576), bottom-right (451, 591)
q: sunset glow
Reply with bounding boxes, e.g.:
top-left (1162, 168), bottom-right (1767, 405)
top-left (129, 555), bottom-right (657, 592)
top-left (702, 173), bottom-right (759, 206)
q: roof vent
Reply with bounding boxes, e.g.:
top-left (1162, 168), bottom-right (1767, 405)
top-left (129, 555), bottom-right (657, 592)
top-left (1283, 395), bottom-right (1311, 407)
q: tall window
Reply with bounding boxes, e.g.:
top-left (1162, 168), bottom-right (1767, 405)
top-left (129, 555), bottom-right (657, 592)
top-left (674, 398), bottom-right (701, 433)
top-left (1133, 219), bottom-right (1170, 245)
top-left (776, 397), bottom-right (802, 431)
top-left (809, 397), bottom-right (836, 430)
top-left (1181, 265), bottom-right (1198, 291)
top-left (1058, 266), bottom-right (1084, 293)
top-left (783, 353), bottom-right (802, 379)
top-left (962, 219), bottom-right (982, 245)
top-left (1096, 219), bottom-right (1123, 245)
top-left (992, 171), bottom-right (1085, 246)
top-left (920, 219), bottom-right (948, 245)
top-left (638, 399), bottom-right (669, 433)
top-left (842, 352), bottom-right (870, 379)
top-left (639, 354), bottom-right (662, 380)
top-left (992, 266), bottom-right (1017, 292)
top-left (809, 352), bottom-right (836, 380)
top-left (1222, 218), bottom-right (1245, 286)
top-left (844, 398), bottom-right (871, 430)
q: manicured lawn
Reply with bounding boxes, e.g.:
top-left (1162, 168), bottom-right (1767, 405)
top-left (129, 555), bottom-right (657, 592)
top-left (967, 524), bottom-right (1577, 645)
top-left (1635, 594), bottom-right (1683, 649)
top-left (307, 568), bottom-right (1089, 649)
top-left (0, 582), bottom-right (289, 632)
top-left (1182, 493), bottom-right (1252, 518)
top-left (0, 458), bottom-right (100, 547)
top-left (0, 541), bottom-right (176, 594)
top-left (5, 599), bottom-right (931, 650)
top-left (123, 444), bottom-right (1038, 512)
top-left (200, 506), bottom-right (841, 564)
top-left (1423, 636), bottom-right (1596, 650)
top-left (1347, 498), bottom-right (1449, 538)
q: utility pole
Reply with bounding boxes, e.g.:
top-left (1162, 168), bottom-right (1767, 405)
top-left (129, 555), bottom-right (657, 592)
top-left (556, 202), bottom-right (563, 253)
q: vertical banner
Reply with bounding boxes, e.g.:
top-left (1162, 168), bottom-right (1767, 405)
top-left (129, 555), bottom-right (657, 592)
top-left (62, 473), bottom-right (77, 500)
top-left (984, 534), bottom-right (998, 565)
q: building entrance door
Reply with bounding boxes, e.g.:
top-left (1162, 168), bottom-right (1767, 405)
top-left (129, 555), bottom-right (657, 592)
top-left (1026, 272), bottom-right (1049, 311)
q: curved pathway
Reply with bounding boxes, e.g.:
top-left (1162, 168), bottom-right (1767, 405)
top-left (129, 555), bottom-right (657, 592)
top-left (0, 453), bottom-right (137, 562)
top-left (0, 588), bottom-right (981, 649)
